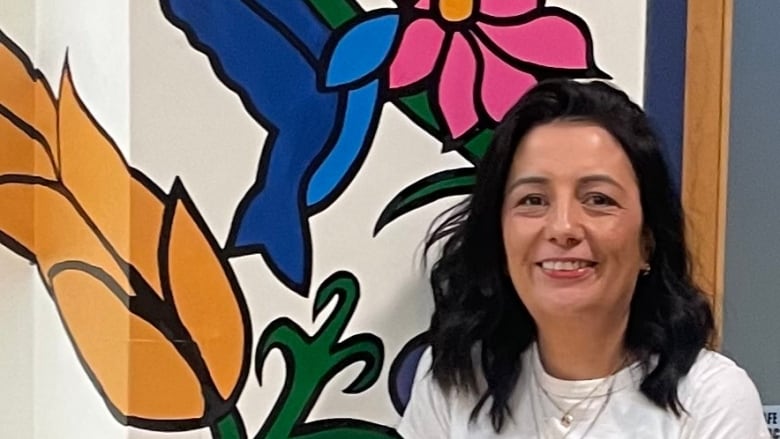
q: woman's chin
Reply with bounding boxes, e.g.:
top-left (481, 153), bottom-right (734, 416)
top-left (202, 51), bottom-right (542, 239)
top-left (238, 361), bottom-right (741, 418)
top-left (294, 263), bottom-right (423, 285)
top-left (530, 286), bottom-right (606, 317)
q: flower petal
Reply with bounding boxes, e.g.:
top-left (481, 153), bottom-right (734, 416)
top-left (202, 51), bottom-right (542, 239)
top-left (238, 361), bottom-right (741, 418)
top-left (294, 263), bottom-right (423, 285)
top-left (0, 182), bottom-right (128, 291)
top-left (438, 33), bottom-right (479, 138)
top-left (415, 0), bottom-right (431, 10)
top-left (0, 181), bottom-right (34, 257)
top-left (51, 267), bottom-right (205, 421)
top-left (478, 14), bottom-right (588, 69)
top-left (0, 35), bottom-right (59, 171)
top-left (477, 40), bottom-right (536, 121)
top-left (58, 67), bottom-right (166, 296)
top-left (0, 116), bottom-right (56, 181)
top-left (389, 18), bottom-right (446, 89)
top-left (479, 0), bottom-right (537, 17)
top-left (166, 180), bottom-right (245, 401)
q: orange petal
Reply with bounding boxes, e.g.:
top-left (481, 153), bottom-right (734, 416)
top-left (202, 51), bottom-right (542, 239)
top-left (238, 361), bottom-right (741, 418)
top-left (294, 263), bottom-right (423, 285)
top-left (56, 68), bottom-right (164, 297)
top-left (0, 34), bottom-right (59, 170)
top-left (165, 181), bottom-right (245, 400)
top-left (52, 267), bottom-right (205, 421)
top-left (57, 68), bottom-right (130, 254)
top-left (0, 114), bottom-right (57, 180)
top-left (0, 181), bottom-right (124, 285)
top-left (0, 181), bottom-right (34, 258)
top-left (29, 182), bottom-right (126, 290)
top-left (130, 178), bottom-right (165, 296)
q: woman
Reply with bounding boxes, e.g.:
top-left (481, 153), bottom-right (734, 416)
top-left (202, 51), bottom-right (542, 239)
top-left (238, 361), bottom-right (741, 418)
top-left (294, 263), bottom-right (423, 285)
top-left (397, 79), bottom-right (769, 438)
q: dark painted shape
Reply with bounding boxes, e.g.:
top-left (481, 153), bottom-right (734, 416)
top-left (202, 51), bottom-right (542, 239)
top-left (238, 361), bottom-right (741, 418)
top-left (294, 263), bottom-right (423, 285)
top-left (388, 332), bottom-right (429, 415)
top-left (644, 0), bottom-right (687, 191)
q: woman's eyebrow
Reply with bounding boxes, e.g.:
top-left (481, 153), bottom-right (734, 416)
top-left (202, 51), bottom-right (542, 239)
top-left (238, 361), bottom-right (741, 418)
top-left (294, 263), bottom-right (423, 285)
top-left (578, 174), bottom-right (625, 191)
top-left (505, 175), bottom-right (549, 194)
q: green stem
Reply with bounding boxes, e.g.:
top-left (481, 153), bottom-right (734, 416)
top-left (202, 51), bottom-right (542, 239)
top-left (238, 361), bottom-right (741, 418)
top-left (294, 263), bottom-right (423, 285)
top-left (211, 408), bottom-right (247, 439)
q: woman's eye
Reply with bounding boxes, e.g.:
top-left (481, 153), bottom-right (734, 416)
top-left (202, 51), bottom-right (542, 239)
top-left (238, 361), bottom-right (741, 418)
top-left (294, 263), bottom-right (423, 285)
top-left (518, 195), bottom-right (545, 206)
top-left (585, 193), bottom-right (616, 206)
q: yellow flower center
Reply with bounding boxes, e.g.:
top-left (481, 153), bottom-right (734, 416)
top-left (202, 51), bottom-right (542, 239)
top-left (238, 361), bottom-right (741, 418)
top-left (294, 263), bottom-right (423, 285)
top-left (439, 0), bottom-right (473, 22)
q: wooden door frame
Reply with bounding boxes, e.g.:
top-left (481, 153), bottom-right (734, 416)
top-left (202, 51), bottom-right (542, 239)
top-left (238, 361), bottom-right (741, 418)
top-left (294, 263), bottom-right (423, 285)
top-left (682, 0), bottom-right (733, 345)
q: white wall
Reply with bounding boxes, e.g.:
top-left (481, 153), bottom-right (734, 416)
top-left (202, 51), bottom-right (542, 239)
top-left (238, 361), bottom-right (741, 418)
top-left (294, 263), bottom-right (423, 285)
top-left (0, 1), bottom-right (646, 437)
top-left (0, 1), bottom-right (130, 438)
top-left (0, 3), bottom-right (35, 437)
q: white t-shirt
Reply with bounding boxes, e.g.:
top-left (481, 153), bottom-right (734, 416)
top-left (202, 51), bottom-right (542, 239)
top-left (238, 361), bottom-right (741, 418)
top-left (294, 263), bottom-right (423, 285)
top-left (397, 344), bottom-right (770, 438)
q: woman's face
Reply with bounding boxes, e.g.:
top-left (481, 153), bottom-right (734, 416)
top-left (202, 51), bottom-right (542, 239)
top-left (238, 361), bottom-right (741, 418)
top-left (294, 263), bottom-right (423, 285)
top-left (501, 121), bottom-right (648, 321)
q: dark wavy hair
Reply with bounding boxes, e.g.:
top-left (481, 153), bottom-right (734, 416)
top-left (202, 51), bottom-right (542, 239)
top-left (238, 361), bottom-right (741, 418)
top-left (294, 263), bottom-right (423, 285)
top-left (424, 78), bottom-right (714, 432)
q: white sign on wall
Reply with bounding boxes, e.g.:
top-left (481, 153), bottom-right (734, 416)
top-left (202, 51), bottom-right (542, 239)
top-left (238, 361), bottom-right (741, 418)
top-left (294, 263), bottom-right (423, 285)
top-left (766, 405), bottom-right (780, 439)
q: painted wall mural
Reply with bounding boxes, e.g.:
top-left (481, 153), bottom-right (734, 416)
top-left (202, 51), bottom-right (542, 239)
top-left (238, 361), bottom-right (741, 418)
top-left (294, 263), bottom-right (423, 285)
top-left (0, 1), bottom-right (639, 438)
top-left (157, 0), bottom-right (604, 297)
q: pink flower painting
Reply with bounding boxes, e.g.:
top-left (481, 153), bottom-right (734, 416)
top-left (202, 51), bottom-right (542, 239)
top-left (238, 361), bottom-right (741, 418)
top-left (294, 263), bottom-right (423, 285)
top-left (389, 0), bottom-right (607, 139)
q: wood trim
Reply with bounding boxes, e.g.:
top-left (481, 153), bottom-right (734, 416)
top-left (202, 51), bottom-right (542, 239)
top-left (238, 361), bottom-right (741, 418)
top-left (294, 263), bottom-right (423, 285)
top-left (682, 0), bottom-right (733, 345)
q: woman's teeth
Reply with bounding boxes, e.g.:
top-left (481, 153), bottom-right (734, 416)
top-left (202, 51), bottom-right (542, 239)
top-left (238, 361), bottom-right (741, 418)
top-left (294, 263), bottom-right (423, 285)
top-left (541, 260), bottom-right (594, 271)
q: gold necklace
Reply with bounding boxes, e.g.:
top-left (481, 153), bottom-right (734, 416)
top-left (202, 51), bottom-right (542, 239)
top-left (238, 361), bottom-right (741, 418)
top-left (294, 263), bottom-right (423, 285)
top-left (532, 372), bottom-right (618, 439)
top-left (535, 371), bottom-right (612, 427)
top-left (532, 350), bottom-right (627, 428)
top-left (569, 375), bottom-right (617, 439)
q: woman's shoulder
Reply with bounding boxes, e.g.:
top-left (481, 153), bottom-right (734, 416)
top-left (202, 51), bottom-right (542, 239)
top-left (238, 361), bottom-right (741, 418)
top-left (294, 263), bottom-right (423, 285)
top-left (680, 351), bottom-right (765, 417)
top-left (675, 349), bottom-right (770, 437)
top-left (683, 348), bottom-right (753, 389)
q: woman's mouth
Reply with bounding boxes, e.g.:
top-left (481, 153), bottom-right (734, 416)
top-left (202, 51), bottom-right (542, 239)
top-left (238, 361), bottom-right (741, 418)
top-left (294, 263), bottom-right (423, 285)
top-left (536, 260), bottom-right (597, 279)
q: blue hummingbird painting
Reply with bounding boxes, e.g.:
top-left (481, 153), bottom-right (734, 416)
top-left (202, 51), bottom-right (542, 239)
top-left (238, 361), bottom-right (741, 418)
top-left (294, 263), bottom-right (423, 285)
top-left (161, 0), bottom-right (399, 295)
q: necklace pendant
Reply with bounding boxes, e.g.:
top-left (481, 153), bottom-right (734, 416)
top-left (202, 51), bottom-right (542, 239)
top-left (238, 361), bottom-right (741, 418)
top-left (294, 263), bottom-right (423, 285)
top-left (561, 413), bottom-right (574, 427)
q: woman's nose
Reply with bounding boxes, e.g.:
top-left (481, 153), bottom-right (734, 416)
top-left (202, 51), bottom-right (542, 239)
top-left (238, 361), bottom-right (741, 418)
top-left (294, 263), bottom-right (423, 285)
top-left (544, 201), bottom-right (584, 247)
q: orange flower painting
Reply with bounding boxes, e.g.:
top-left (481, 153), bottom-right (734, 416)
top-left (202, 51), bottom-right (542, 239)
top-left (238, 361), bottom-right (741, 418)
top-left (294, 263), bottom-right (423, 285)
top-left (0, 32), bottom-right (251, 432)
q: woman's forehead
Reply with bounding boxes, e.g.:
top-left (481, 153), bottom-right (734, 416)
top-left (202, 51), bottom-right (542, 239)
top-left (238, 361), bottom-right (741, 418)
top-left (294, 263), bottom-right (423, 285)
top-left (507, 122), bottom-right (637, 184)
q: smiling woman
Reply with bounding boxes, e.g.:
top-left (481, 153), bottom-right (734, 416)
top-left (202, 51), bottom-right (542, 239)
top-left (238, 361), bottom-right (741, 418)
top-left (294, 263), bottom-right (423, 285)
top-left (397, 79), bottom-right (769, 438)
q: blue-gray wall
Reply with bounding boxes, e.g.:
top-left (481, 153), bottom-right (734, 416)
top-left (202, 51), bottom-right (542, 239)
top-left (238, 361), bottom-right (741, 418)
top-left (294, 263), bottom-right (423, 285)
top-left (722, 0), bottom-right (780, 404)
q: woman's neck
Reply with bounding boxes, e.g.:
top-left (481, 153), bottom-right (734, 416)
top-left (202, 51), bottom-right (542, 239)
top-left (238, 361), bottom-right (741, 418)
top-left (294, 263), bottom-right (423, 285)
top-left (535, 315), bottom-right (630, 380)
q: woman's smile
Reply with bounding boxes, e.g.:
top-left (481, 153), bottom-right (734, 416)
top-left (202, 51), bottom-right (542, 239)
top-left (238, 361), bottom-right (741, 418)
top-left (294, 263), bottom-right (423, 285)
top-left (536, 258), bottom-right (598, 280)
